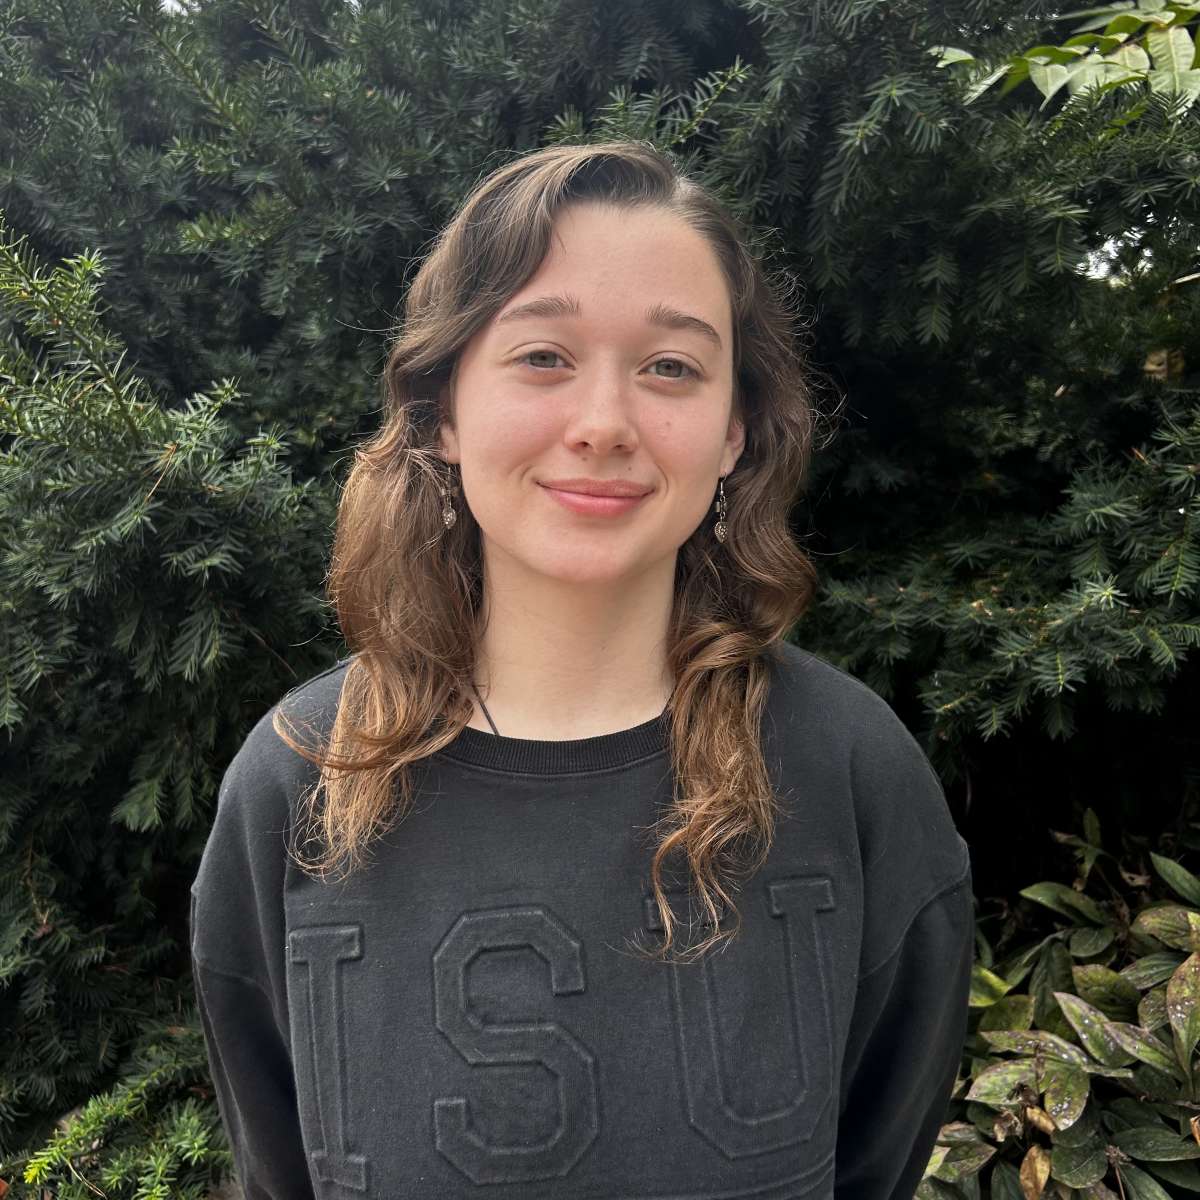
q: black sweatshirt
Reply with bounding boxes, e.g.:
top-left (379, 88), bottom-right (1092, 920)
top-left (190, 640), bottom-right (973, 1200)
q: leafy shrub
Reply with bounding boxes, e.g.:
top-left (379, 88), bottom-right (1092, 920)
top-left (0, 210), bottom-right (335, 1172)
top-left (921, 809), bottom-right (1200, 1200)
top-left (15, 1021), bottom-right (227, 1200)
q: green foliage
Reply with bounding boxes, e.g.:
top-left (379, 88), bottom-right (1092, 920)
top-left (810, 383), bottom-right (1200, 753)
top-left (921, 809), bottom-right (1200, 1200)
top-left (0, 214), bottom-right (335, 1162)
top-left (13, 1017), bottom-right (228, 1198)
top-left (935, 0), bottom-right (1200, 114)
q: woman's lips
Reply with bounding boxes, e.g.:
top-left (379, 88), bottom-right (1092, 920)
top-left (538, 484), bottom-right (650, 516)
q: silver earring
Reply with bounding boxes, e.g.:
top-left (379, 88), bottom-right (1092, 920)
top-left (714, 476), bottom-right (728, 544)
top-left (438, 473), bottom-right (457, 529)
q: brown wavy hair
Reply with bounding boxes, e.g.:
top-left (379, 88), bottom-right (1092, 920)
top-left (275, 139), bottom-right (824, 962)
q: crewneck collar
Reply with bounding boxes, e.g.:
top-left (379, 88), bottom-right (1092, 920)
top-left (436, 710), bottom-right (670, 775)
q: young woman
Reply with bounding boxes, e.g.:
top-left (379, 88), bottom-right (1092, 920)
top-left (191, 140), bottom-right (973, 1200)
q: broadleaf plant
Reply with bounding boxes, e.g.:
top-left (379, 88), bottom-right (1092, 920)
top-left (933, 0), bottom-right (1200, 116)
top-left (919, 808), bottom-right (1200, 1200)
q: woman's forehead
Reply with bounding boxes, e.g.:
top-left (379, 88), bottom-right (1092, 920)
top-left (493, 203), bottom-right (733, 338)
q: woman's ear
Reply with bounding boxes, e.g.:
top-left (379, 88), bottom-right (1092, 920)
top-left (721, 412), bottom-right (746, 477)
top-left (437, 382), bottom-right (460, 464)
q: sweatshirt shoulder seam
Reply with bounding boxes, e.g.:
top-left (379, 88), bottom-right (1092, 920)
top-left (276, 654), bottom-right (353, 713)
top-left (858, 847), bottom-right (972, 980)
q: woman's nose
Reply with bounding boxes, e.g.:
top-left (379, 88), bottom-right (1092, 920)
top-left (561, 367), bottom-right (639, 455)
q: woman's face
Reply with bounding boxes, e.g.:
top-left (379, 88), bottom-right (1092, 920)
top-left (439, 201), bottom-right (744, 588)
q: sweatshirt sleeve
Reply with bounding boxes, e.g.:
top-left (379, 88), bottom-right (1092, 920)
top-left (833, 871), bottom-right (974, 1200)
top-left (833, 676), bottom-right (975, 1200)
top-left (190, 703), bottom-right (317, 1200)
top-left (191, 912), bottom-right (314, 1199)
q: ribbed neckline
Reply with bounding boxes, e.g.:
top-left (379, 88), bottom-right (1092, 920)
top-left (435, 710), bottom-right (670, 775)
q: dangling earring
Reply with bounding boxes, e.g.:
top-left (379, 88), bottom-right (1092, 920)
top-left (714, 475), bottom-right (728, 544)
top-left (438, 471), bottom-right (457, 530)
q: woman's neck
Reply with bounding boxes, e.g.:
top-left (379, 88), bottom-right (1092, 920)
top-left (467, 555), bottom-right (676, 741)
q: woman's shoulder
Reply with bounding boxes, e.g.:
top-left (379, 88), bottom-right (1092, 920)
top-left (214, 654), bottom-right (353, 819)
top-left (766, 638), bottom-right (926, 731)
top-left (274, 654), bottom-right (354, 735)
top-left (766, 639), bottom-right (941, 771)
top-left (764, 638), bottom-right (969, 894)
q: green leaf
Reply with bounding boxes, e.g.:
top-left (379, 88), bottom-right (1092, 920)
top-left (1106, 13), bottom-right (1154, 35)
top-left (1069, 57), bottom-right (1146, 94)
top-left (999, 56), bottom-right (1033, 95)
top-left (1055, 992), bottom-right (1138, 1066)
top-left (1112, 1127), bottom-right (1200, 1160)
top-left (1123, 1162), bottom-right (1187, 1200)
top-left (1055, 1101), bottom-right (1102, 1148)
top-left (1041, 1060), bottom-right (1090, 1130)
top-left (1147, 25), bottom-right (1197, 79)
top-left (1150, 853), bottom-right (1200, 906)
top-left (1110, 41), bottom-right (1154, 70)
top-left (916, 298), bottom-right (952, 344)
top-left (937, 1123), bottom-right (992, 1145)
top-left (931, 1140), bottom-right (996, 1182)
top-left (1024, 44), bottom-right (1091, 64)
top-left (1130, 1059), bottom-right (1186, 1100)
top-left (1034, 940), bottom-right (1084, 1039)
top-left (980, 994), bottom-right (1036, 1032)
top-left (998, 934), bottom-right (1059, 989)
top-left (1147, 66), bottom-right (1200, 105)
top-left (966, 1059), bottom-right (1038, 1104)
top-left (112, 774), bottom-right (165, 832)
top-left (923, 1144), bottom-right (950, 1179)
top-left (914, 1179), bottom-right (961, 1200)
top-left (1139, 984), bottom-right (1168, 1031)
top-left (1073, 963), bottom-right (1142, 1019)
top-left (971, 964), bottom-right (1015, 1006)
top-left (1071, 926), bottom-right (1117, 957)
top-left (990, 1160), bottom-right (1024, 1200)
top-left (1052, 1138), bottom-right (1109, 1187)
top-left (963, 63), bottom-right (1013, 103)
top-left (1066, 43), bottom-right (1149, 93)
top-left (1166, 953), bottom-right (1200, 1065)
top-left (1106, 1022), bottom-right (1184, 1076)
top-left (1021, 883), bottom-right (1108, 925)
top-left (1105, 1097), bottom-right (1168, 1129)
top-left (1029, 58), bottom-right (1074, 102)
top-left (932, 46), bottom-right (977, 66)
top-left (1064, 32), bottom-right (1126, 53)
top-left (1121, 952), bottom-right (1188, 989)
top-left (1144, 1158), bottom-right (1200, 1193)
top-left (1134, 905), bottom-right (1199, 951)
top-left (978, 1029), bottom-right (1093, 1066)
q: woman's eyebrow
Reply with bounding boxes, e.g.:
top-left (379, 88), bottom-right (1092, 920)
top-left (495, 292), bottom-right (723, 350)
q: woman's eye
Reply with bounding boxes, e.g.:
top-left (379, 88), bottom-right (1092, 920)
top-left (649, 358), bottom-right (696, 381)
top-left (519, 350), bottom-right (565, 370)
top-left (515, 352), bottom-right (696, 379)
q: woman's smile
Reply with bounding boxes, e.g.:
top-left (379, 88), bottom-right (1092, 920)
top-left (538, 483), bottom-right (651, 516)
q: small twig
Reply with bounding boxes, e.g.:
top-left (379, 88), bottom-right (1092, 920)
top-left (142, 441), bottom-right (178, 505)
top-left (64, 1155), bottom-right (106, 1197)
